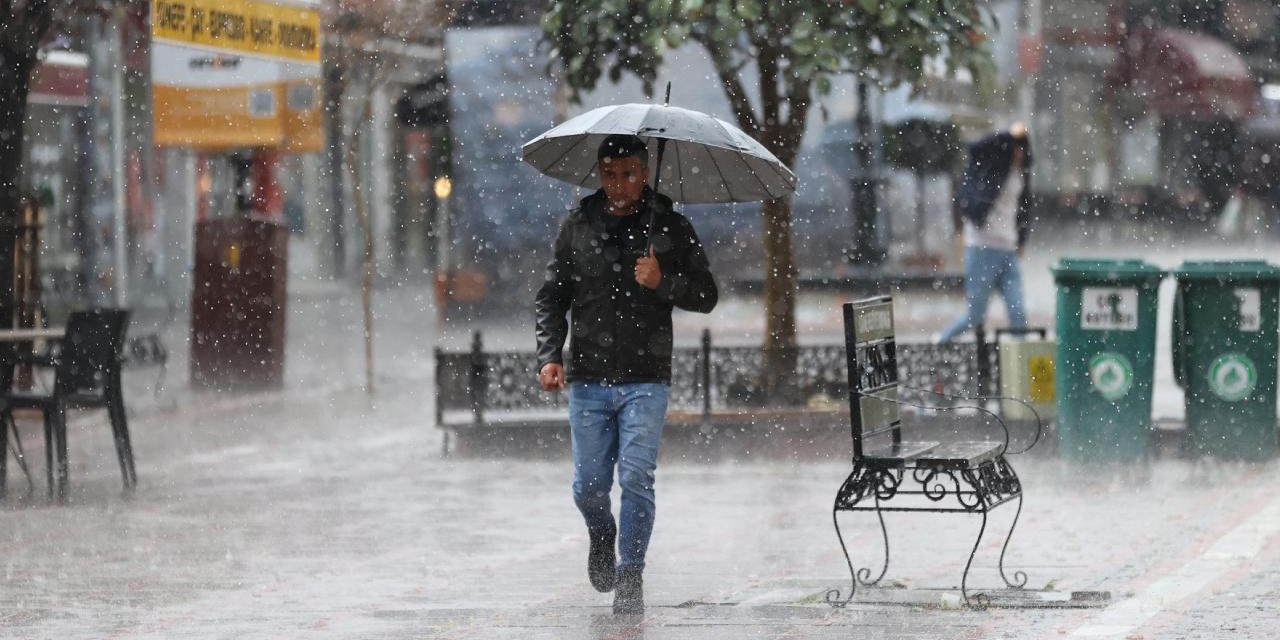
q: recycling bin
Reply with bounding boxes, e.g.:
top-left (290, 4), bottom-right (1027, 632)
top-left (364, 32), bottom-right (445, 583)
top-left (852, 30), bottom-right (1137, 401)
top-left (1052, 259), bottom-right (1164, 462)
top-left (1172, 261), bottom-right (1280, 461)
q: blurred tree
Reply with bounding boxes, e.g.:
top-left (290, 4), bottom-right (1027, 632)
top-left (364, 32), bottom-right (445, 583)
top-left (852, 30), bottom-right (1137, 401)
top-left (543, 0), bottom-right (994, 401)
top-left (883, 118), bottom-right (961, 259)
top-left (0, 1), bottom-right (54, 330)
top-left (2, 0), bottom-right (141, 327)
top-left (324, 0), bottom-right (452, 395)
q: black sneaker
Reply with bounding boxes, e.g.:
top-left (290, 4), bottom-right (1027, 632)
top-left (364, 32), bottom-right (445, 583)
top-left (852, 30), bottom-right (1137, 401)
top-left (588, 526), bottom-right (617, 592)
top-left (612, 566), bottom-right (644, 615)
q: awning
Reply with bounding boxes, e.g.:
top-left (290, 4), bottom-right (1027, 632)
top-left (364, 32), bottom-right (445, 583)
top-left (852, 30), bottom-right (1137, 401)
top-left (1118, 28), bottom-right (1258, 120)
top-left (28, 50), bottom-right (88, 108)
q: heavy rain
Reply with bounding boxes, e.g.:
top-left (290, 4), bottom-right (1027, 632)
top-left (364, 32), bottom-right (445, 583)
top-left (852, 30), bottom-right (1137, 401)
top-left (3, 0), bottom-right (1280, 638)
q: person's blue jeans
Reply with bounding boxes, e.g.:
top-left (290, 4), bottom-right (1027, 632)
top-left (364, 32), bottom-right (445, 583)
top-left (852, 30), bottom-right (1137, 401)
top-left (940, 245), bottom-right (1027, 342)
top-left (568, 381), bottom-right (669, 571)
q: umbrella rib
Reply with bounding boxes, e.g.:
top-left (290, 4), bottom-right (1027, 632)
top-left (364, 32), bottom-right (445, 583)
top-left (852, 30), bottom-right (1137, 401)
top-left (538, 134), bottom-right (593, 180)
top-left (705, 144), bottom-right (737, 202)
top-left (731, 149), bottom-right (774, 199)
top-left (710, 118), bottom-right (794, 193)
top-left (524, 106), bottom-right (607, 167)
top-left (759, 154), bottom-right (797, 194)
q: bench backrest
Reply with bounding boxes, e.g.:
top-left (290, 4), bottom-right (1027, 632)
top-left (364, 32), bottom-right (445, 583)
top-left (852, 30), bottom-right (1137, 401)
top-left (843, 295), bottom-right (901, 460)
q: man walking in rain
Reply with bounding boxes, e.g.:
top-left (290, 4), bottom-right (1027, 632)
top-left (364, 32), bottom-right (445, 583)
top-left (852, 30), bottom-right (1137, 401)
top-left (938, 125), bottom-right (1032, 342)
top-left (535, 134), bottom-right (718, 614)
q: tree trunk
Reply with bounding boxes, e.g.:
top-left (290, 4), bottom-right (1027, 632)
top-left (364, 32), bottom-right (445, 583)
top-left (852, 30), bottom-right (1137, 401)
top-left (345, 95), bottom-right (376, 396)
top-left (0, 60), bottom-right (35, 329)
top-left (761, 196), bottom-right (798, 403)
top-left (325, 64), bottom-right (347, 279)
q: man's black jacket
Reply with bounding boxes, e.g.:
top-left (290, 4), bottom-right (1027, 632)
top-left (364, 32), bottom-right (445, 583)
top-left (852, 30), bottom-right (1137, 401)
top-left (535, 188), bottom-right (718, 384)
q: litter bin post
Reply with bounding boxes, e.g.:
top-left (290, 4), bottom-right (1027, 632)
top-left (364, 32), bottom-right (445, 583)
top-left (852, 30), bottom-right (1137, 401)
top-left (1052, 259), bottom-right (1164, 463)
top-left (996, 328), bottom-right (1056, 422)
top-left (1172, 261), bottom-right (1280, 461)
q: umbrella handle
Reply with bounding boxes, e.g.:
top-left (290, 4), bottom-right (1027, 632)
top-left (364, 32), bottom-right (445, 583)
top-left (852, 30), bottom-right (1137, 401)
top-left (648, 136), bottom-right (669, 246)
top-left (647, 81), bottom-right (673, 246)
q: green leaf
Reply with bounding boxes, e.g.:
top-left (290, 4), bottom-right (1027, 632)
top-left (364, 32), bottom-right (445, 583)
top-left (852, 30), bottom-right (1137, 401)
top-left (791, 37), bottom-right (816, 56)
top-left (858, 0), bottom-right (879, 13)
top-left (736, 0), bottom-right (762, 22)
top-left (665, 24), bottom-right (689, 47)
top-left (881, 6), bottom-right (898, 26)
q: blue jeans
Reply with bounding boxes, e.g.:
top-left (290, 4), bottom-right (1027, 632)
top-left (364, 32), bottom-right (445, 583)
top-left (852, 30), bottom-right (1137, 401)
top-left (940, 246), bottom-right (1027, 342)
top-left (568, 381), bottom-right (669, 571)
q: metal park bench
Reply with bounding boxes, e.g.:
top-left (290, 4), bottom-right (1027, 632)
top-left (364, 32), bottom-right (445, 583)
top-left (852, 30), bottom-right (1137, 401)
top-left (826, 295), bottom-right (1044, 608)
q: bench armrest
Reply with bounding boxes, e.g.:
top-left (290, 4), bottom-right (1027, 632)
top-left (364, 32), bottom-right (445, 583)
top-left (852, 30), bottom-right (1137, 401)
top-left (889, 384), bottom-right (1046, 455)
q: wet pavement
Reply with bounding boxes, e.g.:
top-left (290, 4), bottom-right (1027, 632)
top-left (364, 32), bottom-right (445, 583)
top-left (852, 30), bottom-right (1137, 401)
top-left (3, 370), bottom-right (1280, 638)
top-left (4, 221), bottom-right (1280, 638)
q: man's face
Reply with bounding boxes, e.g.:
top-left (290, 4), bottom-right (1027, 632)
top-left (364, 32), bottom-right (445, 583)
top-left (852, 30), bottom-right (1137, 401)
top-left (599, 155), bottom-right (648, 210)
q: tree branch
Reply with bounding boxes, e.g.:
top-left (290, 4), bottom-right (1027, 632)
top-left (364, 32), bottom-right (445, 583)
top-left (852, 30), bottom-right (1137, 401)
top-left (693, 32), bottom-right (759, 135)
top-left (777, 60), bottom-right (813, 167)
top-left (756, 39), bottom-right (783, 154)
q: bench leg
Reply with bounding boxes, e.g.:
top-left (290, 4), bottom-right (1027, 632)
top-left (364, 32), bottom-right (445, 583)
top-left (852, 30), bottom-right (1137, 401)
top-left (961, 508), bottom-right (989, 608)
top-left (827, 497), bottom-right (892, 608)
top-left (859, 497), bottom-right (891, 587)
top-left (962, 504), bottom-right (993, 604)
top-left (825, 507), bottom-right (857, 608)
top-left (998, 492), bottom-right (1028, 589)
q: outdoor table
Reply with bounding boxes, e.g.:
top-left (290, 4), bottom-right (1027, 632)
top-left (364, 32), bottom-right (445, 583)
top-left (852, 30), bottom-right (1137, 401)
top-left (0, 328), bottom-right (64, 342)
top-left (0, 328), bottom-right (64, 390)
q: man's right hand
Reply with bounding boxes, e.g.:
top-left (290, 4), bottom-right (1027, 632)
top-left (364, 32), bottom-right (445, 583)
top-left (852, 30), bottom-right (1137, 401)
top-left (539, 363), bottom-right (566, 391)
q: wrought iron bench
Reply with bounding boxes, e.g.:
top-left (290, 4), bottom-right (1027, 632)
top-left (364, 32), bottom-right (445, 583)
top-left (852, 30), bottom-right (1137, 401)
top-left (826, 295), bottom-right (1044, 608)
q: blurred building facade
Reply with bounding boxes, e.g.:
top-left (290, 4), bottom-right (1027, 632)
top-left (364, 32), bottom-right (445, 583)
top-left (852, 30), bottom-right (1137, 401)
top-left (1030, 0), bottom-right (1280, 222)
top-left (19, 1), bottom-right (451, 317)
top-left (19, 0), bottom-right (1280, 321)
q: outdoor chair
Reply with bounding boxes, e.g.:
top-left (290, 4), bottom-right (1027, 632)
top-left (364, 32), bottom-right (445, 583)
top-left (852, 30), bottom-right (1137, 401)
top-left (2, 309), bottom-right (136, 500)
top-left (0, 343), bottom-right (36, 499)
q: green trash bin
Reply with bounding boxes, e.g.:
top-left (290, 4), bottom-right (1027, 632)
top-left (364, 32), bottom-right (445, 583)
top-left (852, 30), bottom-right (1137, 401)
top-left (1052, 259), bottom-right (1164, 462)
top-left (1171, 261), bottom-right (1280, 461)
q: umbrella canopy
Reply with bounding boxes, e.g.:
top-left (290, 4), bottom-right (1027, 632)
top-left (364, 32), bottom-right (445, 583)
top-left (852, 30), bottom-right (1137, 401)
top-left (522, 103), bottom-right (797, 204)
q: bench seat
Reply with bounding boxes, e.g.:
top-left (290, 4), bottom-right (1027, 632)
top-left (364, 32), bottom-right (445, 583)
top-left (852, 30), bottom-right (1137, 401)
top-left (862, 441), bottom-right (939, 465)
top-left (913, 440), bottom-right (1004, 470)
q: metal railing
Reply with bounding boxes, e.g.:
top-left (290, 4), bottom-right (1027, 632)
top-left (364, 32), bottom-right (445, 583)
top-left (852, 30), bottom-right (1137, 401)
top-left (435, 327), bottom-right (1014, 429)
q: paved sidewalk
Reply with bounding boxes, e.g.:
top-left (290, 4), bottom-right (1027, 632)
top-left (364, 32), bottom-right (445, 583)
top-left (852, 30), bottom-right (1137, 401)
top-left (3, 376), bottom-right (1280, 638)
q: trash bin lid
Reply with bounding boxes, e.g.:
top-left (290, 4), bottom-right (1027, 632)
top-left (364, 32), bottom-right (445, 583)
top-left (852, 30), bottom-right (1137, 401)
top-left (1172, 260), bottom-right (1280, 283)
top-left (1051, 258), bottom-right (1164, 284)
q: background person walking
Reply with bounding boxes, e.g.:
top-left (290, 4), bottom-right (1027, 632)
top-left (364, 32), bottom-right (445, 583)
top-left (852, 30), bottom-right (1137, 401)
top-left (938, 126), bottom-right (1033, 342)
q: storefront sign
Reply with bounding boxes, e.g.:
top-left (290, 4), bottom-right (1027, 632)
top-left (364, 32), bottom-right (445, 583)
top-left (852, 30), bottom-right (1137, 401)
top-left (151, 0), bottom-right (321, 151)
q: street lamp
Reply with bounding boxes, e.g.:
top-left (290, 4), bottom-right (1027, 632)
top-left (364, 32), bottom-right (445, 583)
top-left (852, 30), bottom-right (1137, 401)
top-left (433, 176), bottom-right (452, 320)
top-left (433, 175), bottom-right (452, 269)
top-left (433, 175), bottom-right (452, 200)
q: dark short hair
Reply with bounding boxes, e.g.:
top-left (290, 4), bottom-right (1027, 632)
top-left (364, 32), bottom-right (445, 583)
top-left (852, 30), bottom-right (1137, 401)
top-left (597, 134), bottom-right (649, 165)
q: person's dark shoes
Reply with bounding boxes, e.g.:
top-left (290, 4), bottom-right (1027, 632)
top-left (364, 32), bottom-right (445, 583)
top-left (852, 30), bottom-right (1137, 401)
top-left (612, 566), bottom-right (644, 615)
top-left (587, 526), bottom-right (617, 592)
